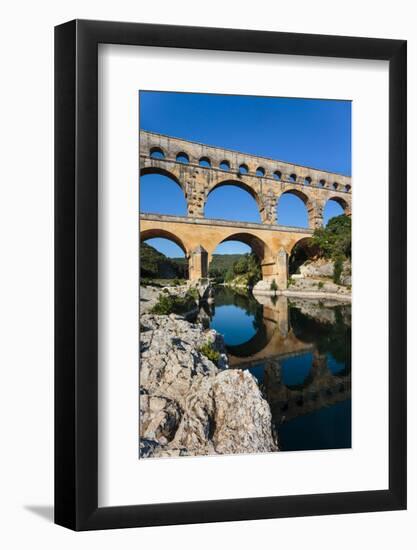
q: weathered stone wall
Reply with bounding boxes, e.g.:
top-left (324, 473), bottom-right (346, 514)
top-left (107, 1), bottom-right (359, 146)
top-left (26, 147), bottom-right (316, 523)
top-left (140, 130), bottom-right (352, 228)
top-left (140, 214), bottom-right (312, 286)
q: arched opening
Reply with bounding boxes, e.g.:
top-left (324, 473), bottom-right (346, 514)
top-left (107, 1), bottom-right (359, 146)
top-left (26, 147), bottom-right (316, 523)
top-left (205, 181), bottom-right (261, 223)
top-left (149, 146), bottom-right (165, 159)
top-left (176, 152), bottom-right (189, 164)
top-left (289, 173), bottom-right (297, 183)
top-left (332, 181), bottom-right (339, 190)
top-left (256, 166), bottom-right (265, 177)
top-left (273, 170), bottom-right (282, 181)
top-left (140, 232), bottom-right (188, 282)
top-left (219, 160), bottom-right (230, 171)
top-left (324, 197), bottom-right (347, 225)
top-left (319, 179), bottom-right (326, 188)
top-left (139, 170), bottom-right (187, 216)
top-left (208, 234), bottom-right (271, 352)
top-left (199, 156), bottom-right (211, 168)
top-left (239, 163), bottom-right (249, 175)
top-left (289, 237), bottom-right (318, 275)
top-left (277, 190), bottom-right (309, 228)
top-left (209, 240), bottom-right (253, 281)
top-left (304, 176), bottom-right (312, 185)
top-left (345, 184), bottom-right (351, 192)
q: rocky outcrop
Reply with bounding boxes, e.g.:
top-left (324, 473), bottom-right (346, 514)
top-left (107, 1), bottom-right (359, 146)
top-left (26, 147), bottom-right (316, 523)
top-left (298, 258), bottom-right (351, 285)
top-left (299, 258), bottom-right (334, 278)
top-left (288, 277), bottom-right (351, 295)
top-left (139, 314), bottom-right (278, 458)
top-left (252, 280), bottom-right (277, 295)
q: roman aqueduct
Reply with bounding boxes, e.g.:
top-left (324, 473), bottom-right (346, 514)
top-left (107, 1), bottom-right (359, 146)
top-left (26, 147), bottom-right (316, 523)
top-left (140, 130), bottom-right (352, 288)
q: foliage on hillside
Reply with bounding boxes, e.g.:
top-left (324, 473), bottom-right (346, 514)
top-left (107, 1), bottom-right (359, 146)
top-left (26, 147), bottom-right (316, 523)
top-left (140, 242), bottom-right (187, 279)
top-left (311, 214), bottom-right (351, 260)
top-left (142, 242), bottom-right (261, 286)
top-left (169, 252), bottom-right (262, 286)
top-left (223, 252), bottom-right (262, 287)
top-left (289, 215), bottom-right (351, 284)
top-left (208, 254), bottom-right (247, 279)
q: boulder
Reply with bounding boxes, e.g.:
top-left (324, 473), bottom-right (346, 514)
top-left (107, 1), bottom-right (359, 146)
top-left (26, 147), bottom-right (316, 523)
top-left (139, 314), bottom-right (278, 458)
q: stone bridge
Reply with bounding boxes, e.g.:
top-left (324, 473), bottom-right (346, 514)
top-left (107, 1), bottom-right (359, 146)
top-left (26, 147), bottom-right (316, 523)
top-left (140, 130), bottom-right (352, 288)
top-left (140, 213), bottom-right (312, 287)
top-left (140, 130), bottom-right (352, 226)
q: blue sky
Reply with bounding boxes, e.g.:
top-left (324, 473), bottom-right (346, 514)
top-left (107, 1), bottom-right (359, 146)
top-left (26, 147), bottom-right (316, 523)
top-left (140, 91), bottom-right (351, 258)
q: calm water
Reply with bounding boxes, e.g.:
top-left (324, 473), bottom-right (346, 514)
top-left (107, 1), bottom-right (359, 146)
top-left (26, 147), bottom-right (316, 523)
top-left (206, 286), bottom-right (351, 452)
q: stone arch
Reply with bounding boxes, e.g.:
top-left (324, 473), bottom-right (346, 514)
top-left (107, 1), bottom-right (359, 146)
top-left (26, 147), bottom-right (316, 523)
top-left (176, 151), bottom-right (190, 164)
top-left (205, 179), bottom-right (263, 221)
top-left (140, 165), bottom-right (184, 192)
top-left (219, 159), bottom-right (230, 171)
top-left (209, 231), bottom-right (276, 284)
top-left (140, 167), bottom-right (188, 216)
top-left (149, 146), bottom-right (166, 159)
top-left (140, 228), bottom-right (189, 256)
top-left (199, 156), bottom-right (211, 167)
top-left (289, 236), bottom-right (318, 275)
top-left (326, 195), bottom-right (351, 216)
top-left (277, 189), bottom-right (314, 228)
top-left (212, 231), bottom-right (272, 262)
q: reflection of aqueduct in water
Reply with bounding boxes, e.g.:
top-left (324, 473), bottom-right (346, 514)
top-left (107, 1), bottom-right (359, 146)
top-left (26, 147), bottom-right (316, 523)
top-left (200, 294), bottom-right (351, 424)
top-left (140, 130), bottom-right (352, 289)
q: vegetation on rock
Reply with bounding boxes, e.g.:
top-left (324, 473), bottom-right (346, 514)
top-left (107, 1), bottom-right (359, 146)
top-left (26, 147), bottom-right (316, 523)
top-left (198, 342), bottom-right (221, 366)
top-left (290, 215), bottom-right (351, 285)
top-left (150, 290), bottom-right (197, 315)
top-left (311, 214), bottom-right (351, 261)
top-left (223, 252), bottom-right (261, 287)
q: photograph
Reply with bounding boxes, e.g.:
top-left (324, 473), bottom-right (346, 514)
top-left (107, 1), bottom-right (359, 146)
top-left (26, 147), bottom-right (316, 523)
top-left (139, 91), bottom-right (352, 458)
top-left (0, 0), bottom-right (410, 542)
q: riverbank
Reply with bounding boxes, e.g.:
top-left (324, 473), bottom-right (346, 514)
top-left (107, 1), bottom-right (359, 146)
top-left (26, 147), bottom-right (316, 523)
top-left (139, 308), bottom-right (278, 458)
top-left (253, 276), bottom-right (351, 302)
top-left (252, 287), bottom-right (351, 302)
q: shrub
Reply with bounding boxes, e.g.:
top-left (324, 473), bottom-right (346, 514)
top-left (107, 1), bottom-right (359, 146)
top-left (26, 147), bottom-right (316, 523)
top-left (318, 281), bottom-right (324, 289)
top-left (311, 214), bottom-right (351, 260)
top-left (150, 292), bottom-right (196, 315)
top-left (186, 287), bottom-right (199, 301)
top-left (270, 279), bottom-right (278, 291)
top-left (199, 342), bottom-right (220, 366)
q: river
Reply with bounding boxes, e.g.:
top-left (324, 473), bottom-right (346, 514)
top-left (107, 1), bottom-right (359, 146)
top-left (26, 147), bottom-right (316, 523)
top-left (202, 286), bottom-right (351, 452)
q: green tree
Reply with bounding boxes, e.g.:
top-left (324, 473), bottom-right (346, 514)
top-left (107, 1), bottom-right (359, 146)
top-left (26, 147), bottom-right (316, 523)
top-left (311, 215), bottom-right (351, 284)
top-left (233, 255), bottom-right (249, 275)
top-left (311, 215), bottom-right (351, 260)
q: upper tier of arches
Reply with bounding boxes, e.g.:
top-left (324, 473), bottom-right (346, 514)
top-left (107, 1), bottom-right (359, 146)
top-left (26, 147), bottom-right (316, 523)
top-left (141, 139), bottom-right (352, 193)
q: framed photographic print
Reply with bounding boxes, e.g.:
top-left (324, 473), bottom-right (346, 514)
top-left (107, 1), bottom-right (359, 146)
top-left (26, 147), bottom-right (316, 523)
top-left (55, 20), bottom-right (407, 530)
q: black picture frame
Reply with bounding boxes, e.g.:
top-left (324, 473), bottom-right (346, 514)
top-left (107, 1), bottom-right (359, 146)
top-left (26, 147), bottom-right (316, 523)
top-left (55, 19), bottom-right (407, 531)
